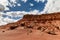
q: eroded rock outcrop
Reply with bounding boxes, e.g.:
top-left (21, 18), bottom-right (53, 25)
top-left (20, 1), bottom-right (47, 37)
top-left (1, 12), bottom-right (60, 35)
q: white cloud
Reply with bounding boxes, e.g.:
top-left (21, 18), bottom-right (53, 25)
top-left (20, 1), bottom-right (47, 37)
top-left (34, 0), bottom-right (45, 3)
top-left (8, 0), bottom-right (22, 7)
top-left (9, 0), bottom-right (17, 3)
top-left (0, 0), bottom-right (18, 10)
top-left (21, 0), bottom-right (27, 3)
top-left (0, 0), bottom-right (9, 10)
top-left (17, 4), bottom-right (21, 6)
top-left (8, 0), bottom-right (18, 7)
top-left (28, 10), bottom-right (39, 14)
top-left (3, 17), bottom-right (16, 23)
top-left (0, 4), bottom-right (5, 11)
top-left (41, 0), bottom-right (60, 13)
top-left (30, 3), bottom-right (34, 6)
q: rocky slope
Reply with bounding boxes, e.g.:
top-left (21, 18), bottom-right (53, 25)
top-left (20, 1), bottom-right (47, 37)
top-left (1, 12), bottom-right (60, 34)
top-left (0, 12), bottom-right (60, 40)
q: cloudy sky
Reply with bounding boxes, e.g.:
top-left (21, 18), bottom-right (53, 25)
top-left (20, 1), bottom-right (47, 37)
top-left (0, 0), bottom-right (47, 12)
top-left (0, 0), bottom-right (60, 26)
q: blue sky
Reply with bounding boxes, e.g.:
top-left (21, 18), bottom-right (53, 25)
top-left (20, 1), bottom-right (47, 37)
top-left (7, 0), bottom-right (47, 12)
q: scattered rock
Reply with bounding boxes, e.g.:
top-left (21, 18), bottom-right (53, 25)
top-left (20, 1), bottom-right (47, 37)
top-left (37, 26), bottom-right (47, 32)
top-left (37, 27), bottom-right (42, 30)
top-left (47, 31), bottom-right (57, 35)
top-left (27, 25), bottom-right (33, 29)
top-left (27, 29), bottom-right (32, 35)
top-left (20, 22), bottom-right (25, 26)
top-left (2, 31), bottom-right (5, 32)
top-left (9, 25), bottom-right (18, 30)
top-left (56, 27), bottom-right (60, 30)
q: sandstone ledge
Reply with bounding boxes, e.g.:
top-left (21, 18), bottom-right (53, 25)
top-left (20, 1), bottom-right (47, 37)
top-left (0, 12), bottom-right (60, 40)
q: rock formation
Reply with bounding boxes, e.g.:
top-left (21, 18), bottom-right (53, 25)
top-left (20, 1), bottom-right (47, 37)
top-left (1, 12), bottom-right (60, 36)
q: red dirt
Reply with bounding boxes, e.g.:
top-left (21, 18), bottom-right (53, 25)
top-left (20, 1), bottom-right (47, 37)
top-left (0, 12), bottom-right (60, 40)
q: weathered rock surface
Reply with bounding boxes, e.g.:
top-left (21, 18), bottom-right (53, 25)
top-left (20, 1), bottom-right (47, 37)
top-left (0, 12), bottom-right (60, 40)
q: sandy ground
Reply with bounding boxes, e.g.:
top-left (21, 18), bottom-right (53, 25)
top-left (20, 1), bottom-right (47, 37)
top-left (0, 27), bottom-right (60, 40)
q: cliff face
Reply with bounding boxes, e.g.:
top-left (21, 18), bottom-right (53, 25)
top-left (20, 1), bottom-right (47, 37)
top-left (23, 12), bottom-right (60, 21)
top-left (1, 12), bottom-right (60, 35)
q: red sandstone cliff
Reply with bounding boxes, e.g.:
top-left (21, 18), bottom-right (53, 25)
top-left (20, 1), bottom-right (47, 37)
top-left (23, 12), bottom-right (60, 21)
top-left (1, 12), bottom-right (60, 35)
top-left (1, 12), bottom-right (60, 40)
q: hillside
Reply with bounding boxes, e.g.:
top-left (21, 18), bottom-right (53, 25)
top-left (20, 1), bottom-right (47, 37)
top-left (0, 12), bottom-right (60, 40)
